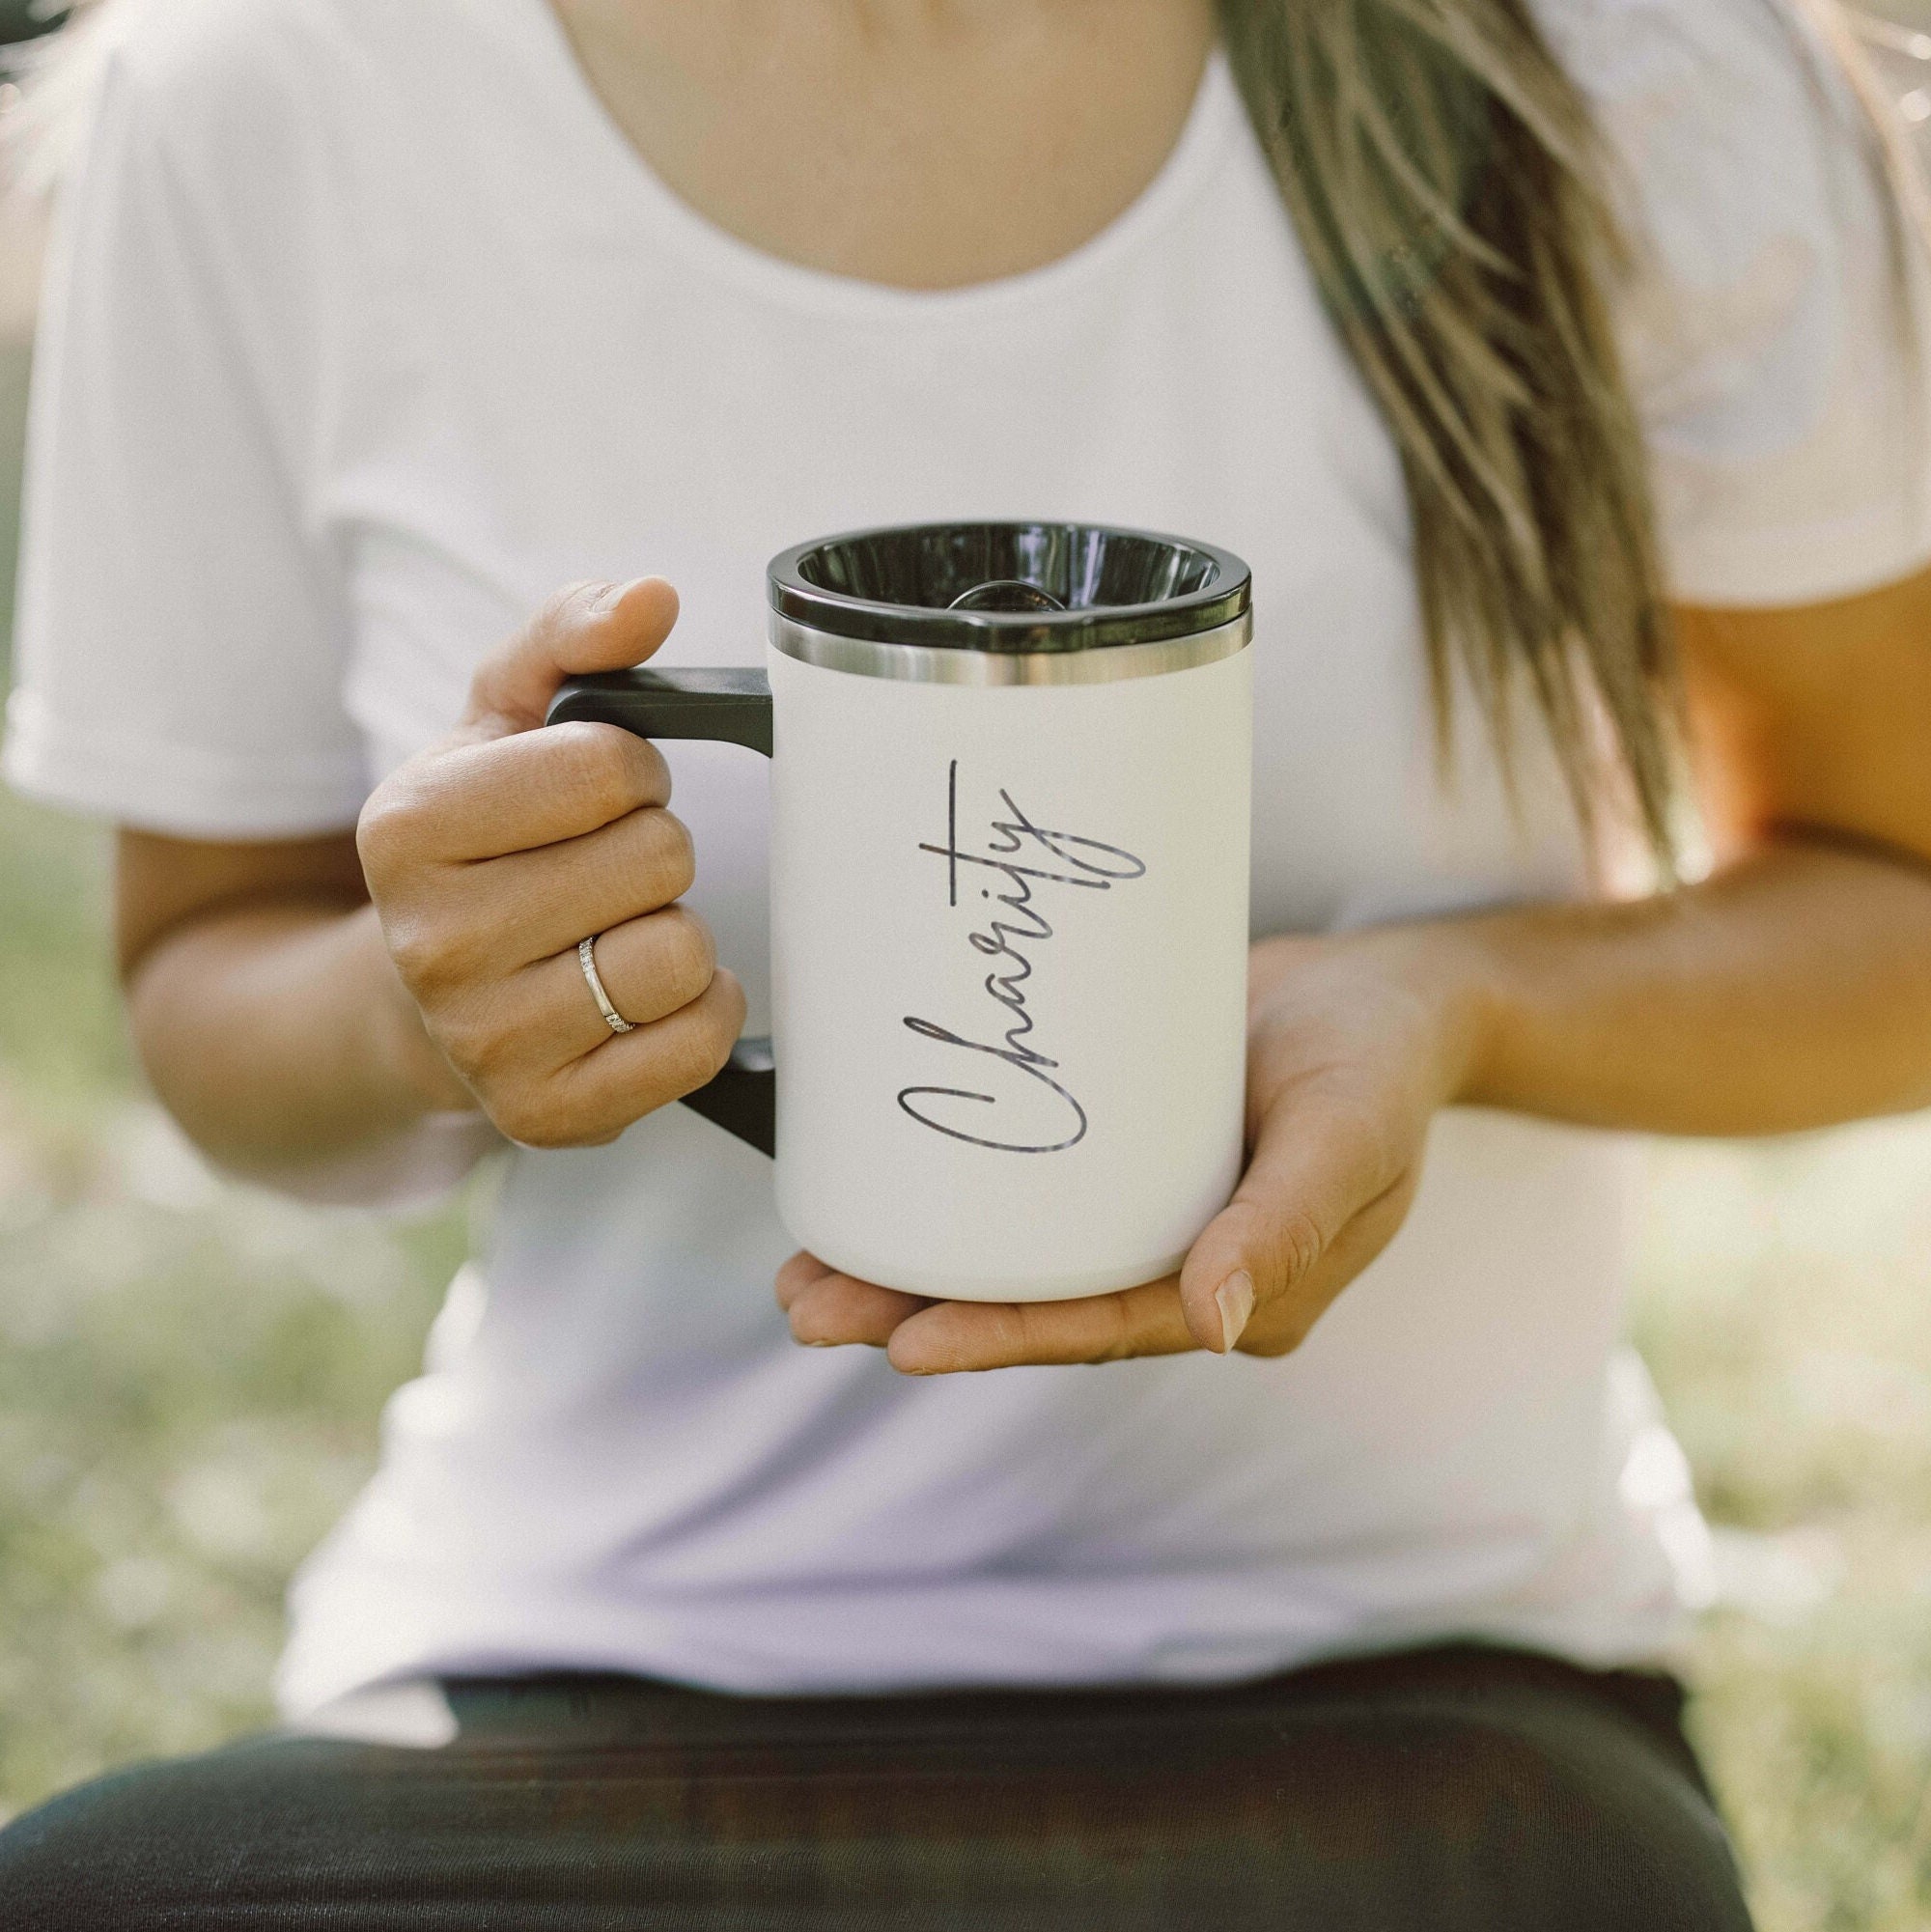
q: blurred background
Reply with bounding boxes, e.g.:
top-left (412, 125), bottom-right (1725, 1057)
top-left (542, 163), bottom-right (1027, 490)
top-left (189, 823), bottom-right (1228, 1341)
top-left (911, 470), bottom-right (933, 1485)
top-left (1, 6), bottom-right (1930, 1928)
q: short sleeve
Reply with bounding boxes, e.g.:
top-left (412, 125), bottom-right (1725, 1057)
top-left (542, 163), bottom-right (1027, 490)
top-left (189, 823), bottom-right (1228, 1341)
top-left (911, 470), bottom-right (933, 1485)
top-left (1541, 0), bottom-right (1931, 607)
top-left (2, 7), bottom-right (368, 836)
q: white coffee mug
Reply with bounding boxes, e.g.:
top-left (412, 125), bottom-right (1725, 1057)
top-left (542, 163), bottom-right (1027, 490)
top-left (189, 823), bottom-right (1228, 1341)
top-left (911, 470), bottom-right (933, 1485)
top-left (548, 520), bottom-right (1253, 1302)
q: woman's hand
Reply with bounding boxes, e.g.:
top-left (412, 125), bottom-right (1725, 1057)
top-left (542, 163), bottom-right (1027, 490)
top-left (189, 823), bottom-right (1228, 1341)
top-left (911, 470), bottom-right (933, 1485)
top-left (356, 577), bottom-right (746, 1148)
top-left (776, 928), bottom-right (1488, 1373)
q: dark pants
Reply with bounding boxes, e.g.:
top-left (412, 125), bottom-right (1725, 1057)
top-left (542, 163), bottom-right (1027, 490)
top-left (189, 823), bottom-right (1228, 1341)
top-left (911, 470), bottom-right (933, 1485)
top-left (0, 1644), bottom-right (1752, 1930)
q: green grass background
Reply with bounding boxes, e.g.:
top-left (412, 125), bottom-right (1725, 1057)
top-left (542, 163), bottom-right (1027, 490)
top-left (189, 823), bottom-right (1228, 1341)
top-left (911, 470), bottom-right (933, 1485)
top-left (3, 238), bottom-right (1931, 1932)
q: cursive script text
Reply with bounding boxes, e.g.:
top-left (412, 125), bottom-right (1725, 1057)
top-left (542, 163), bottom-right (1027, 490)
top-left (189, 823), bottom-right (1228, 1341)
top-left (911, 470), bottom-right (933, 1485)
top-left (897, 761), bottom-right (1145, 1153)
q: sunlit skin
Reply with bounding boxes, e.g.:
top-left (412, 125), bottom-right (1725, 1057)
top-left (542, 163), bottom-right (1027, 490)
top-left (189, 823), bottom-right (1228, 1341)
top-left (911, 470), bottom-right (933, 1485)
top-left (117, 1), bottom-right (1931, 1374)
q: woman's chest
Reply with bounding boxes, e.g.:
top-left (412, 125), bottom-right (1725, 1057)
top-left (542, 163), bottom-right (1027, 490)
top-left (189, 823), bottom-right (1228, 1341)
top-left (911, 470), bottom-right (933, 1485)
top-left (323, 116), bottom-right (1585, 942)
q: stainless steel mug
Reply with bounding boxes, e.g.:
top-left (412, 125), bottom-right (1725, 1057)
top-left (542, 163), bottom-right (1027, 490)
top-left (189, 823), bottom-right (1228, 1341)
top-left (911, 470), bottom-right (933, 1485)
top-left (548, 520), bottom-right (1253, 1301)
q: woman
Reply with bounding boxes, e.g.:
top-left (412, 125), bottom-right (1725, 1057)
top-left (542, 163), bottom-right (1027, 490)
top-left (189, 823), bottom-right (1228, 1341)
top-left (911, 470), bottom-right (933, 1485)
top-left (3, 0), bottom-right (1929, 1920)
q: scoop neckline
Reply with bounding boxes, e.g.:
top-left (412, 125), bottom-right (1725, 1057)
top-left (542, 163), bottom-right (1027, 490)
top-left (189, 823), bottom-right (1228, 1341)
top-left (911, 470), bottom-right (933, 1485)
top-left (518, 2), bottom-right (1241, 320)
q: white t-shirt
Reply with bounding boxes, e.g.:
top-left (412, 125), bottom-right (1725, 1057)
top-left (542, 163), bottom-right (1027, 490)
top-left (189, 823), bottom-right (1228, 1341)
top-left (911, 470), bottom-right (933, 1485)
top-left (8, 0), bottom-right (1928, 1715)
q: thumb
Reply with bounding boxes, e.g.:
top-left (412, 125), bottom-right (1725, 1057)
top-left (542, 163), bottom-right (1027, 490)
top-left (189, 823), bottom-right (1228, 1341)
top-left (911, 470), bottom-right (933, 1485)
top-left (1176, 1090), bottom-right (1385, 1356)
top-left (462, 576), bottom-right (680, 739)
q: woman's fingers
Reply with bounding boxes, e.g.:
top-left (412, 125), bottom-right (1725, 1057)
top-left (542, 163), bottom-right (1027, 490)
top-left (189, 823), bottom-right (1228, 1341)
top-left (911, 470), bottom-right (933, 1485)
top-left (783, 1264), bottom-right (931, 1348)
top-left (884, 1278), bottom-right (1197, 1373)
top-left (423, 913), bottom-right (732, 1103)
top-left (363, 724), bottom-right (673, 873)
top-left (462, 576), bottom-right (679, 738)
top-left (494, 968), bottom-right (747, 1147)
top-left (781, 1160), bottom-right (1413, 1374)
top-left (373, 794), bottom-right (700, 1013)
top-left (775, 1255), bottom-right (1193, 1367)
top-left (451, 907), bottom-right (716, 1076)
top-left (453, 805), bottom-right (696, 968)
top-left (547, 906), bottom-right (717, 1045)
top-left (1178, 1076), bottom-right (1417, 1356)
top-left (774, 1252), bottom-right (838, 1312)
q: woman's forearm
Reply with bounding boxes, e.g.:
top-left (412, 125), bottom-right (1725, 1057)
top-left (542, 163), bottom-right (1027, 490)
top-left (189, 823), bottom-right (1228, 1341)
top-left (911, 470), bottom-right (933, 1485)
top-left (1424, 837), bottom-right (1931, 1136)
top-left (126, 899), bottom-right (491, 1198)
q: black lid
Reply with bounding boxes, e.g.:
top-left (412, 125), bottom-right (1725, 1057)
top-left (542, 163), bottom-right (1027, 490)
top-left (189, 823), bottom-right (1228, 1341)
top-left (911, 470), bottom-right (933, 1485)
top-left (0, 1), bottom-right (69, 47)
top-left (768, 521), bottom-right (1250, 654)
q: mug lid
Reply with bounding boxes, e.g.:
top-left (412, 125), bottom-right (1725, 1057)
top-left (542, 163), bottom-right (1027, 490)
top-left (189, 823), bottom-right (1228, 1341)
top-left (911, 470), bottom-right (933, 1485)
top-left (767, 520), bottom-right (1251, 654)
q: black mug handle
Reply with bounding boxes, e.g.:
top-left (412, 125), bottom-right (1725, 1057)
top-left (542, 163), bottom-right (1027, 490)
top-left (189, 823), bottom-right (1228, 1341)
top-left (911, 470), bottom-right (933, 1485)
top-left (546, 667), bottom-right (776, 1157)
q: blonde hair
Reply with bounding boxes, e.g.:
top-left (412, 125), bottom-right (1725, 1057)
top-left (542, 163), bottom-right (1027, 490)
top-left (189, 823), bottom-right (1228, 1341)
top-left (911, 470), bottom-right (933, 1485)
top-left (1221, 0), bottom-right (1917, 858)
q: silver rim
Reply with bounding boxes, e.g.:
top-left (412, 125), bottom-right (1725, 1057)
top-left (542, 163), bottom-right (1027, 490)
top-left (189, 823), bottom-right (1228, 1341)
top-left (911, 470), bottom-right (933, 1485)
top-left (769, 612), bottom-right (1251, 685)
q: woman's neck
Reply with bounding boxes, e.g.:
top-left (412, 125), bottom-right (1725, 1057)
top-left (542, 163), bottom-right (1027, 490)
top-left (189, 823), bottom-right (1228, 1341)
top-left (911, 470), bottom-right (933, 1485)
top-left (548, 0), bottom-right (1217, 289)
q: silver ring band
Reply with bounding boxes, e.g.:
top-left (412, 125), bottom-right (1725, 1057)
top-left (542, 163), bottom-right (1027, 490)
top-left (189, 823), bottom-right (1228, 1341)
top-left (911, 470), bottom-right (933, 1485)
top-left (578, 935), bottom-right (633, 1035)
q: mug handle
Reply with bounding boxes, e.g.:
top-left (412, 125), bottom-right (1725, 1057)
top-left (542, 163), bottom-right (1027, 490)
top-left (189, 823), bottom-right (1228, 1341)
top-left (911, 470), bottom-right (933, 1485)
top-left (546, 667), bottom-right (776, 1157)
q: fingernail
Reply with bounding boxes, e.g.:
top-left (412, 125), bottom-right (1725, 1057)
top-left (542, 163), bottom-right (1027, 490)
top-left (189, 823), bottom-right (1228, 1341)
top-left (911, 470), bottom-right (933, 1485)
top-left (592, 576), bottom-right (648, 613)
top-left (1214, 1271), bottom-right (1255, 1354)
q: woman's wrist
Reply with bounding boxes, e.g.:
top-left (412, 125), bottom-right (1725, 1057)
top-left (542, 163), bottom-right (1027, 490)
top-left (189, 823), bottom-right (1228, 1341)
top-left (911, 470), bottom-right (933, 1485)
top-left (1245, 920), bottom-right (1499, 1126)
top-left (237, 905), bottom-right (496, 1203)
top-left (1352, 921), bottom-right (1502, 1110)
